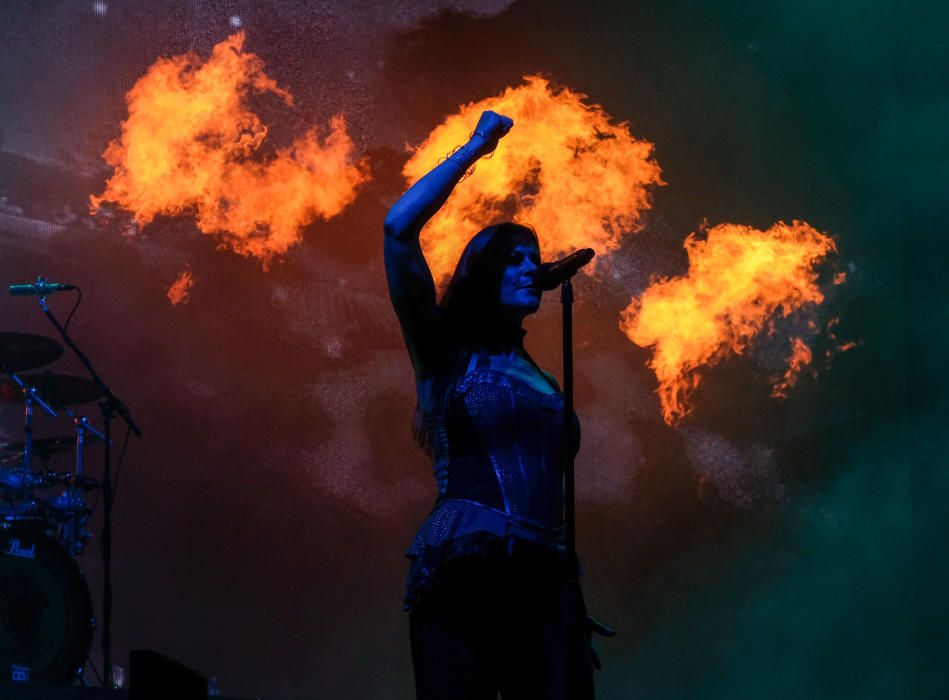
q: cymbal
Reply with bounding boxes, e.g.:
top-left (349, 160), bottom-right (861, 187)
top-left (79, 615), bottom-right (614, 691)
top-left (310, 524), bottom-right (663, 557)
top-left (0, 332), bottom-right (64, 372)
top-left (0, 436), bottom-right (84, 464)
top-left (45, 472), bottom-right (101, 492)
top-left (0, 372), bottom-right (103, 406)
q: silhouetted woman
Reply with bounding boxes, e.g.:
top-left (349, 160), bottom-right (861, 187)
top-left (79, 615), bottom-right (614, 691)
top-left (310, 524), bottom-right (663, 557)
top-left (385, 111), bottom-right (608, 699)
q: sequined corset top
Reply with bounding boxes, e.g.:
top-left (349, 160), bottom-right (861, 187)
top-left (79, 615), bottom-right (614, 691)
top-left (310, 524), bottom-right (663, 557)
top-left (425, 361), bottom-right (579, 530)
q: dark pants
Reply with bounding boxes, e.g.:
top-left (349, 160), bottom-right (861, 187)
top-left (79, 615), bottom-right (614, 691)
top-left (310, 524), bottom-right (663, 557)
top-left (408, 548), bottom-right (595, 699)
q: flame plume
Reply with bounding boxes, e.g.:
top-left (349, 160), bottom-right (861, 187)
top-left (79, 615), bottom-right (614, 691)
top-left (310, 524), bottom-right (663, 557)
top-left (770, 337), bottom-right (813, 398)
top-left (619, 221), bottom-right (836, 425)
top-left (91, 33), bottom-right (370, 265)
top-left (167, 270), bottom-right (193, 305)
top-left (824, 317), bottom-right (860, 358)
top-left (403, 76), bottom-right (664, 284)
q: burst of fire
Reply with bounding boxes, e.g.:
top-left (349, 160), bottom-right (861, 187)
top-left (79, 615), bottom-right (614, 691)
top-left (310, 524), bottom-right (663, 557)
top-left (167, 270), bottom-right (193, 305)
top-left (403, 76), bottom-right (664, 284)
top-left (619, 221), bottom-right (836, 425)
top-left (770, 337), bottom-right (813, 398)
top-left (91, 32), bottom-right (370, 265)
top-left (823, 317), bottom-right (860, 358)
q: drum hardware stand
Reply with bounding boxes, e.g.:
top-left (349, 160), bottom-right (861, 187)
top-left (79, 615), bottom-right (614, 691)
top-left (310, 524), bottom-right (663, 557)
top-left (4, 371), bottom-right (58, 475)
top-left (36, 295), bottom-right (142, 689)
top-left (58, 405), bottom-right (106, 557)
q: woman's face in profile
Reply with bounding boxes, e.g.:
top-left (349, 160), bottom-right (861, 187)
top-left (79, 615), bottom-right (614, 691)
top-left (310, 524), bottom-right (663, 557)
top-left (498, 241), bottom-right (542, 319)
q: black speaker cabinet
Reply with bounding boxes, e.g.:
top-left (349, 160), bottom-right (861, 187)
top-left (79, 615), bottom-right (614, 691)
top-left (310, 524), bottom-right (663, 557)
top-left (129, 649), bottom-right (206, 700)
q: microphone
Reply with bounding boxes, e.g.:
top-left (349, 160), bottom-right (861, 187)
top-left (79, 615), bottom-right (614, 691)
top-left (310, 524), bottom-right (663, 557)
top-left (529, 249), bottom-right (595, 291)
top-left (9, 277), bottom-right (77, 297)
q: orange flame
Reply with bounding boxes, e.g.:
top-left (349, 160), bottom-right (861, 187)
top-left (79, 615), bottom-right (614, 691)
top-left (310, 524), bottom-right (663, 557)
top-left (770, 337), bottom-right (813, 398)
top-left (823, 317), bottom-right (861, 358)
top-left (403, 76), bottom-right (664, 284)
top-left (619, 221), bottom-right (836, 424)
top-left (91, 32), bottom-right (370, 265)
top-left (167, 269), bottom-right (194, 305)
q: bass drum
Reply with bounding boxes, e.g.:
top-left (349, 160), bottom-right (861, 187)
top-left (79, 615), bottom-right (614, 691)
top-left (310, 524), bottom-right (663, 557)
top-left (0, 526), bottom-right (93, 683)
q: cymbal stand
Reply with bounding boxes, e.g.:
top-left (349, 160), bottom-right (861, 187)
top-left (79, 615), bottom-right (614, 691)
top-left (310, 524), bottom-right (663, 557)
top-left (60, 406), bottom-right (105, 557)
top-left (5, 371), bottom-right (58, 474)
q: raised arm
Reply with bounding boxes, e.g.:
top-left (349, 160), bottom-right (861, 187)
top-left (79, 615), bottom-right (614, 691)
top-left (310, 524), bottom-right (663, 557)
top-left (384, 111), bottom-right (513, 376)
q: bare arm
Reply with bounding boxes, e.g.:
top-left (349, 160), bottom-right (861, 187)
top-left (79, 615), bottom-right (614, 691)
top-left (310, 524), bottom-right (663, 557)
top-left (384, 111), bottom-right (513, 376)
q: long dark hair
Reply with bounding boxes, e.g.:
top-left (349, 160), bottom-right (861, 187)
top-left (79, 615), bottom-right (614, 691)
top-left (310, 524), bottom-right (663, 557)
top-left (412, 221), bottom-right (539, 452)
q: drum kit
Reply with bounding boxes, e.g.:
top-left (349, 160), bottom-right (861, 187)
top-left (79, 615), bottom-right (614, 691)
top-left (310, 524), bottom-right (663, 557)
top-left (0, 279), bottom-right (140, 689)
top-left (0, 331), bottom-right (107, 683)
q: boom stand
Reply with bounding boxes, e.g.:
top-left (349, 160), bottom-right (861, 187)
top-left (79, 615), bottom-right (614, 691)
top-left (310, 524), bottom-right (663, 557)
top-left (37, 296), bottom-right (141, 689)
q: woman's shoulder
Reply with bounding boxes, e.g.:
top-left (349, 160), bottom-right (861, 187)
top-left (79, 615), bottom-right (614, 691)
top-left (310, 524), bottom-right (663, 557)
top-left (538, 368), bottom-right (561, 391)
top-left (516, 349), bottom-right (561, 392)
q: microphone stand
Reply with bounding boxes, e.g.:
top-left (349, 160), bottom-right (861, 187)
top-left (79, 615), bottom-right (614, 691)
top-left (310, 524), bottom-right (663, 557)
top-left (560, 277), bottom-right (591, 697)
top-left (37, 295), bottom-right (142, 689)
top-left (562, 279), bottom-right (579, 571)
